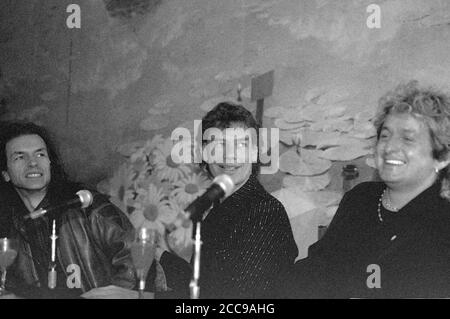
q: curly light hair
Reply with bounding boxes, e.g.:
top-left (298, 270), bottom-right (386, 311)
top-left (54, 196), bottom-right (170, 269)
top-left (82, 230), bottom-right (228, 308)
top-left (373, 80), bottom-right (450, 201)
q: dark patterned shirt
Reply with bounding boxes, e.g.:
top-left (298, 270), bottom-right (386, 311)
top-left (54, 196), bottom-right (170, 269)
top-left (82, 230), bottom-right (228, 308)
top-left (200, 174), bottom-right (298, 298)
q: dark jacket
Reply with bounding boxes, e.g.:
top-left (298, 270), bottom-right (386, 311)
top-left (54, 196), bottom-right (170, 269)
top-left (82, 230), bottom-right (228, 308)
top-left (284, 181), bottom-right (450, 298)
top-left (200, 174), bottom-right (298, 298)
top-left (1, 183), bottom-right (136, 298)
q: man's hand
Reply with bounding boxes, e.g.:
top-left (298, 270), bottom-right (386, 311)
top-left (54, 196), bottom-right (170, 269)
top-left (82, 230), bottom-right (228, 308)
top-left (155, 232), bottom-right (170, 261)
top-left (81, 285), bottom-right (154, 299)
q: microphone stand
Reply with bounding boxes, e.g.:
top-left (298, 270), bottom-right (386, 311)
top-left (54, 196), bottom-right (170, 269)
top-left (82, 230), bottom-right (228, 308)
top-left (189, 221), bottom-right (201, 299)
top-left (189, 206), bottom-right (212, 299)
top-left (48, 219), bottom-right (58, 289)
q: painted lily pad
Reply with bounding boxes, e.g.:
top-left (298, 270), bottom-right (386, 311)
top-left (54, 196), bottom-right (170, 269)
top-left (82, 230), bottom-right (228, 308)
top-left (309, 118), bottom-right (353, 133)
top-left (282, 173), bottom-right (330, 191)
top-left (274, 118), bottom-right (309, 130)
top-left (323, 104), bottom-right (348, 119)
top-left (315, 135), bottom-right (372, 150)
top-left (298, 130), bottom-right (342, 147)
top-left (279, 148), bottom-right (331, 176)
top-left (304, 86), bottom-right (327, 103)
top-left (281, 106), bottom-right (308, 123)
top-left (265, 106), bottom-right (288, 118)
top-left (316, 87), bottom-right (352, 105)
top-left (351, 120), bottom-right (377, 139)
top-left (318, 144), bottom-right (372, 161)
top-left (279, 130), bottom-right (296, 145)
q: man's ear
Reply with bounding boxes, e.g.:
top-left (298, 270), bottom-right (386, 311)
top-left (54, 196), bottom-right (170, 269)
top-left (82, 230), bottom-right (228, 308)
top-left (1, 171), bottom-right (10, 182)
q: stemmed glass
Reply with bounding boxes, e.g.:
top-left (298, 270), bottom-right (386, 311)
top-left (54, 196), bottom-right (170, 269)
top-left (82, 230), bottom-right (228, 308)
top-left (0, 238), bottom-right (18, 296)
top-left (130, 226), bottom-right (157, 299)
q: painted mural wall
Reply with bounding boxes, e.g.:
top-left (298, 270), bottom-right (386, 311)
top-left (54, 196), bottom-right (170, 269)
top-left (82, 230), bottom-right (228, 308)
top-left (2, 0), bottom-right (450, 257)
top-left (2, 0), bottom-right (450, 183)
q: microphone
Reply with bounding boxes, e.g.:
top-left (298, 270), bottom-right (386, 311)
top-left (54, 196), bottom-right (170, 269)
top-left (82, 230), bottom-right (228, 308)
top-left (24, 190), bottom-right (94, 220)
top-left (186, 174), bottom-right (235, 222)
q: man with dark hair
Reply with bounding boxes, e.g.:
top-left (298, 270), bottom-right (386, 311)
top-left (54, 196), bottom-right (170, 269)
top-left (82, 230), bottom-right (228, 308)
top-left (0, 122), bottom-right (137, 298)
top-left (198, 102), bottom-right (298, 298)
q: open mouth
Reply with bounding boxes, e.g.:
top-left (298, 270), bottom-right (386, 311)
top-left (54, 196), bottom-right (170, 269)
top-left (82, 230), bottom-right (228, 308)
top-left (218, 164), bottom-right (241, 172)
top-left (26, 172), bottom-right (43, 178)
top-left (384, 159), bottom-right (405, 166)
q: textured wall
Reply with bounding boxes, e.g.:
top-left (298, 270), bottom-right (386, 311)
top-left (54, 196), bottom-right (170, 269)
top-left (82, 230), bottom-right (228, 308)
top-left (1, 0), bottom-right (450, 186)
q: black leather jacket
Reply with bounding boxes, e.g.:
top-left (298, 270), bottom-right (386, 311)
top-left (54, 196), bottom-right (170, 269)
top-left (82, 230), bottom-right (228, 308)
top-left (2, 184), bottom-right (136, 297)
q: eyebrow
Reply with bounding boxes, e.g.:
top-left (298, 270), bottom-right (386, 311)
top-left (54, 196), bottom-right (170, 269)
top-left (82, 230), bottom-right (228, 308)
top-left (401, 129), bottom-right (417, 135)
top-left (10, 148), bottom-right (48, 155)
top-left (381, 126), bottom-right (417, 135)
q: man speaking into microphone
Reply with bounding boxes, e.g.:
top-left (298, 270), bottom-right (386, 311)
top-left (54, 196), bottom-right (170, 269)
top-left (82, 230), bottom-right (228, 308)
top-left (196, 102), bottom-right (298, 298)
top-left (0, 122), bottom-right (136, 298)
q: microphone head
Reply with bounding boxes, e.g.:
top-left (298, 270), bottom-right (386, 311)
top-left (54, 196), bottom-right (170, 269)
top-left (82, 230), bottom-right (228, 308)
top-left (76, 190), bottom-right (94, 208)
top-left (213, 174), bottom-right (235, 198)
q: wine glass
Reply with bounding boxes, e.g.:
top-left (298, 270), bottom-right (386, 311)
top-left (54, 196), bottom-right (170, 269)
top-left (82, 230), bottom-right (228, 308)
top-left (130, 226), bottom-right (157, 299)
top-left (0, 238), bottom-right (18, 296)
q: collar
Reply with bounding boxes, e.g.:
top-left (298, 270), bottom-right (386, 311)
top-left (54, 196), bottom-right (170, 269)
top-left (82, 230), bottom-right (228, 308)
top-left (223, 174), bottom-right (264, 203)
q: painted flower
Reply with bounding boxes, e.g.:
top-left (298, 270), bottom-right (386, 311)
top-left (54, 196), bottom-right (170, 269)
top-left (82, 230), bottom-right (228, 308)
top-left (105, 163), bottom-right (137, 213)
top-left (136, 171), bottom-right (173, 197)
top-left (131, 157), bottom-right (150, 176)
top-left (117, 140), bottom-right (145, 158)
top-left (130, 134), bottom-right (165, 163)
top-left (100, 132), bottom-right (207, 263)
top-left (152, 137), bottom-right (191, 182)
top-left (129, 184), bottom-right (178, 235)
top-left (164, 203), bottom-right (194, 262)
top-left (170, 172), bottom-right (211, 207)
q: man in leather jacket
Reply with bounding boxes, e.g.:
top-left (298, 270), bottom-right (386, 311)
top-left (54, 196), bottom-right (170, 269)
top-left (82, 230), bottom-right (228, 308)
top-left (0, 122), bottom-right (136, 298)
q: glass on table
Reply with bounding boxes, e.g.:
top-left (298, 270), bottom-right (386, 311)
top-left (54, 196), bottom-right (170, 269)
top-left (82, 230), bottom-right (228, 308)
top-left (130, 226), bottom-right (157, 299)
top-left (0, 238), bottom-right (18, 296)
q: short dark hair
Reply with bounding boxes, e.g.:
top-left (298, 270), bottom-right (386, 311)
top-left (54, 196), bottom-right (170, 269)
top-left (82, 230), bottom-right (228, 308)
top-left (0, 121), bottom-right (68, 191)
top-left (199, 102), bottom-right (260, 175)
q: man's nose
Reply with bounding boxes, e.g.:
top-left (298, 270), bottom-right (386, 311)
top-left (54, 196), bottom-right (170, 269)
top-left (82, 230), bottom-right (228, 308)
top-left (223, 143), bottom-right (237, 163)
top-left (384, 136), bottom-right (401, 153)
top-left (28, 157), bottom-right (38, 167)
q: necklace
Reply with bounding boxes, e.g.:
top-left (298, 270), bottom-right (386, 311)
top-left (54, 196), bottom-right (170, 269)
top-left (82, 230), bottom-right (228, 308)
top-left (377, 189), bottom-right (384, 222)
top-left (377, 188), bottom-right (400, 223)
top-left (383, 188), bottom-right (399, 212)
